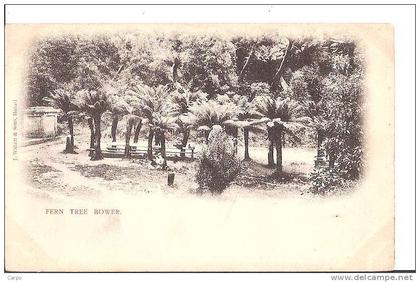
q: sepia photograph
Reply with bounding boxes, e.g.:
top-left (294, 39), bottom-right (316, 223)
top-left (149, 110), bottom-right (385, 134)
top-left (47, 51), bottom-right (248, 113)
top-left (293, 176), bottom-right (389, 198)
top-left (5, 22), bottom-right (395, 272)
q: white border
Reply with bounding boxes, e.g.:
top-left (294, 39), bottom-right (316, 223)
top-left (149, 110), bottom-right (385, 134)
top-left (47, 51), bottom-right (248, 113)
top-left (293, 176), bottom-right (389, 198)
top-left (1, 3), bottom-right (416, 281)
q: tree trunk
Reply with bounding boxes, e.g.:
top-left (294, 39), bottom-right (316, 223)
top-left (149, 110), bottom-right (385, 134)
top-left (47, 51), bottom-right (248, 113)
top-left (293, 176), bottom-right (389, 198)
top-left (65, 116), bottom-right (75, 153)
top-left (275, 128), bottom-right (283, 174)
top-left (239, 46), bottom-right (255, 79)
top-left (267, 126), bottom-right (275, 167)
top-left (244, 128), bottom-right (250, 160)
top-left (91, 115), bottom-right (103, 161)
top-left (271, 38), bottom-right (292, 90)
top-left (65, 136), bottom-right (73, 153)
top-left (268, 140), bottom-right (275, 167)
top-left (154, 130), bottom-right (161, 146)
top-left (233, 128), bottom-right (238, 155)
top-left (88, 118), bottom-right (95, 157)
top-left (329, 153), bottom-right (336, 169)
top-left (124, 118), bottom-right (135, 158)
top-left (172, 57), bottom-right (180, 83)
top-left (133, 121), bottom-right (142, 143)
top-left (317, 129), bottom-right (324, 157)
top-left (282, 130), bottom-right (285, 147)
top-left (205, 131), bottom-right (210, 144)
top-left (160, 132), bottom-right (166, 159)
top-left (147, 129), bottom-right (154, 160)
top-left (180, 129), bottom-right (190, 158)
top-left (111, 115), bottom-right (119, 143)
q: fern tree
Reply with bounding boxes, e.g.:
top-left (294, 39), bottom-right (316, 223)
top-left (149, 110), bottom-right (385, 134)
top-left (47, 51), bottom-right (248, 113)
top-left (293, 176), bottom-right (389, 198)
top-left (189, 99), bottom-right (239, 143)
top-left (75, 89), bottom-right (111, 160)
top-left (302, 100), bottom-right (326, 157)
top-left (254, 96), bottom-right (309, 173)
top-left (106, 92), bottom-right (140, 158)
top-left (43, 88), bottom-right (78, 153)
top-left (107, 89), bottom-right (144, 158)
top-left (107, 98), bottom-right (132, 143)
top-left (102, 82), bottom-right (132, 143)
top-left (227, 94), bottom-right (266, 161)
top-left (128, 84), bottom-right (178, 160)
top-left (168, 86), bottom-right (207, 157)
top-left (289, 65), bottom-right (325, 159)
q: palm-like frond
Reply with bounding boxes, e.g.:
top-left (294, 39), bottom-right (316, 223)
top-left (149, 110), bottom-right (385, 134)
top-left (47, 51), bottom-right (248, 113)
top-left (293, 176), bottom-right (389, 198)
top-left (127, 84), bottom-right (182, 134)
top-left (128, 84), bottom-right (169, 120)
top-left (302, 100), bottom-right (321, 119)
top-left (147, 113), bottom-right (179, 134)
top-left (168, 88), bottom-right (208, 117)
top-left (242, 119), bottom-right (268, 133)
top-left (252, 95), bottom-right (309, 142)
top-left (43, 89), bottom-right (78, 114)
top-left (301, 100), bottom-right (326, 129)
top-left (253, 95), bottom-right (278, 120)
top-left (190, 100), bottom-right (240, 130)
top-left (74, 89), bottom-right (112, 116)
top-left (167, 88), bottom-right (208, 133)
top-left (253, 96), bottom-right (303, 122)
top-left (230, 94), bottom-right (256, 120)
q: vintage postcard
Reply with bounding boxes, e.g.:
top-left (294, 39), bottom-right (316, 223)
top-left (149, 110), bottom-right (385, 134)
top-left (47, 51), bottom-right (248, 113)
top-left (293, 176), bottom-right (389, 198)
top-left (5, 23), bottom-right (394, 271)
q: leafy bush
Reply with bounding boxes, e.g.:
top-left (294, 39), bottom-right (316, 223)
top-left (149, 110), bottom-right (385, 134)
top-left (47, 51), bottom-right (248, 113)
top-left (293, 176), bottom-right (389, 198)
top-left (321, 72), bottom-right (364, 180)
top-left (310, 166), bottom-right (344, 194)
top-left (196, 125), bottom-right (241, 194)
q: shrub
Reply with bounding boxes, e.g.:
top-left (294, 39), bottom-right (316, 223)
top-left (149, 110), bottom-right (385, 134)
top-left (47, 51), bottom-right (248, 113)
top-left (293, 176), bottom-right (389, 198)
top-left (196, 125), bottom-right (241, 194)
top-left (310, 166), bottom-right (344, 194)
top-left (322, 72), bottom-right (364, 180)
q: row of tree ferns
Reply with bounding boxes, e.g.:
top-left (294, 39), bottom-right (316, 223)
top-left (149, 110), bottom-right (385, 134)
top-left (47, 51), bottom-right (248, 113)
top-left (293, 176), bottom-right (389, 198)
top-left (28, 31), bottom-right (364, 179)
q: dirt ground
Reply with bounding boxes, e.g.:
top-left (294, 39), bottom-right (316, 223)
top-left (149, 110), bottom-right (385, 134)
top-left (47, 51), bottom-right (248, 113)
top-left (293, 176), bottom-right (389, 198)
top-left (6, 132), bottom-right (393, 272)
top-left (23, 132), bottom-right (316, 201)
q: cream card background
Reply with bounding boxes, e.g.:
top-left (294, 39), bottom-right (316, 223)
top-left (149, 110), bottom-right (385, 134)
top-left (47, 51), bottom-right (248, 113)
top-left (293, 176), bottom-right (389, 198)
top-left (5, 24), bottom-right (394, 271)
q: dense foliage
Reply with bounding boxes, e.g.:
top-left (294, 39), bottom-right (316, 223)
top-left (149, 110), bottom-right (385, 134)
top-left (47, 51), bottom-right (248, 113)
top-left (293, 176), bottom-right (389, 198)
top-left (30, 30), bottom-right (365, 193)
top-left (196, 125), bottom-right (241, 194)
top-left (310, 167), bottom-right (344, 194)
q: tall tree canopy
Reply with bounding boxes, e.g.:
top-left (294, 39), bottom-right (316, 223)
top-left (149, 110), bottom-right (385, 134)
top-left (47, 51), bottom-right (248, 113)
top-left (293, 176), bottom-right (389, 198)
top-left (27, 31), bottom-right (365, 178)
